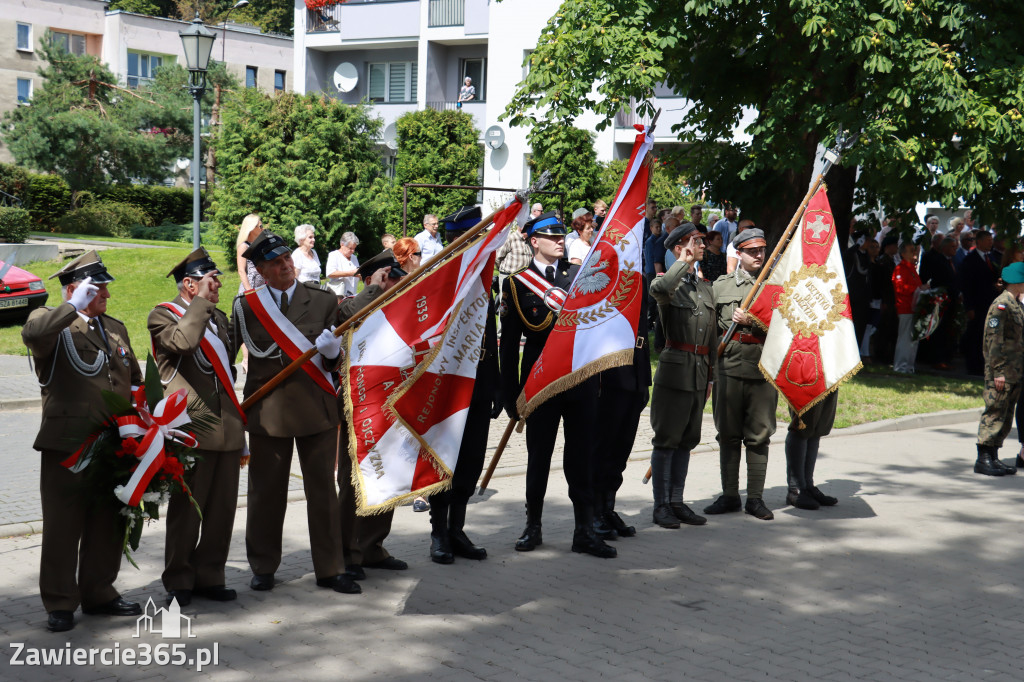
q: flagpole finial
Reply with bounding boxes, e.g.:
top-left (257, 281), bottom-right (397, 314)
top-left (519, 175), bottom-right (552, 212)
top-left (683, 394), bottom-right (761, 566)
top-left (516, 170), bottom-right (551, 203)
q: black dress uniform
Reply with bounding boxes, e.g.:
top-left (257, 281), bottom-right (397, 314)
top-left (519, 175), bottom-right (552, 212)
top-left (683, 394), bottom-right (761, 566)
top-left (500, 212), bottom-right (612, 558)
top-left (428, 207), bottom-right (502, 564)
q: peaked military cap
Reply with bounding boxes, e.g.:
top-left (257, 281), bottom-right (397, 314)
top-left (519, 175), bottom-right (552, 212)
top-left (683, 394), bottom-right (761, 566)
top-left (441, 205), bottom-right (482, 233)
top-left (167, 247), bottom-right (222, 283)
top-left (733, 228), bottom-right (766, 249)
top-left (49, 250), bottom-right (115, 286)
top-left (523, 211), bottom-right (566, 238)
top-left (357, 250), bottom-right (407, 280)
top-left (663, 222), bottom-right (699, 251)
top-left (242, 230), bottom-right (291, 265)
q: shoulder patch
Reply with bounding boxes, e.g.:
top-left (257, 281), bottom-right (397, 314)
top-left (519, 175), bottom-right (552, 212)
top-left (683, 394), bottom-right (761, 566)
top-left (997, 304), bottom-right (1006, 310)
top-left (990, 317), bottom-right (1000, 328)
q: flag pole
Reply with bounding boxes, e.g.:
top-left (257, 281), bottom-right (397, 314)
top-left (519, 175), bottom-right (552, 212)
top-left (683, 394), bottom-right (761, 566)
top-left (716, 131), bottom-right (856, 356)
top-left (476, 418), bottom-right (522, 494)
top-left (241, 173), bottom-right (551, 412)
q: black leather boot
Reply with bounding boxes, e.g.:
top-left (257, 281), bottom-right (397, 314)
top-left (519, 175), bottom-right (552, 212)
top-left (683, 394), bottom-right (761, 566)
top-left (571, 525), bottom-right (617, 558)
top-left (670, 502), bottom-right (707, 526)
top-left (792, 490), bottom-right (820, 510)
top-left (430, 519), bottom-right (453, 564)
top-left (448, 502), bottom-right (486, 560)
top-left (975, 444), bottom-right (1006, 476)
top-left (651, 448), bottom-right (679, 528)
top-left (604, 491), bottom-right (635, 537)
top-left (991, 451), bottom-right (1017, 475)
top-left (515, 501), bottom-right (543, 551)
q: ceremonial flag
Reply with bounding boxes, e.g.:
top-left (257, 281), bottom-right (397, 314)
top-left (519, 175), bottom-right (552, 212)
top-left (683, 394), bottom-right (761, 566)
top-left (343, 200), bottom-right (519, 513)
top-left (517, 124), bottom-right (653, 418)
top-left (748, 186), bottom-right (862, 416)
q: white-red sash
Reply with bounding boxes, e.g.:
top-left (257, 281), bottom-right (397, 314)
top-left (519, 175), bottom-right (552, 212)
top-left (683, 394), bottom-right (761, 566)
top-left (245, 287), bottom-right (337, 396)
top-left (513, 267), bottom-right (568, 311)
top-left (155, 302), bottom-right (247, 425)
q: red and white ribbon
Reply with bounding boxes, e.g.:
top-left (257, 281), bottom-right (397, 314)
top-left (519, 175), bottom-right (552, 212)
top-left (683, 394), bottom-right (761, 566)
top-left (115, 386), bottom-right (197, 507)
top-left (513, 267), bottom-right (568, 311)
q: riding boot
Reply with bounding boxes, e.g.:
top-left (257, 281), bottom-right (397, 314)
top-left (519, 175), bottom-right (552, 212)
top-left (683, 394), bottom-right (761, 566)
top-left (784, 432), bottom-right (806, 507)
top-left (804, 437), bottom-right (837, 505)
top-left (650, 448), bottom-right (679, 528)
top-left (668, 449), bottom-right (705, 525)
top-left (515, 500), bottom-right (544, 551)
top-left (448, 501), bottom-right (486, 560)
top-left (604, 490), bottom-right (635, 537)
top-left (429, 511), bottom-right (453, 565)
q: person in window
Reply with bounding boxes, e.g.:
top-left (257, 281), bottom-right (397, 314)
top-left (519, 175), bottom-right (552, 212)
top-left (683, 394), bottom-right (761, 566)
top-left (292, 224), bottom-right (322, 284)
top-left (459, 77), bottom-right (476, 103)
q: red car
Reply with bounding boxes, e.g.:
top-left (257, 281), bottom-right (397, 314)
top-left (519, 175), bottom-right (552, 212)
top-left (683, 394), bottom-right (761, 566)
top-left (0, 258), bottom-right (49, 320)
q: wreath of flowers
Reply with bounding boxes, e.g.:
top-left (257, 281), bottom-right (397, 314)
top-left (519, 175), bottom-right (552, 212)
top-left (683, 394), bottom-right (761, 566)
top-left (911, 286), bottom-right (950, 342)
top-left (65, 356), bottom-right (216, 567)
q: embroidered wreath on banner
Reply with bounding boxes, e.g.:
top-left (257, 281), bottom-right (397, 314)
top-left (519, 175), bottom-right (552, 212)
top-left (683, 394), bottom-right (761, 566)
top-left (558, 266), bottom-right (636, 327)
top-left (777, 264), bottom-right (847, 339)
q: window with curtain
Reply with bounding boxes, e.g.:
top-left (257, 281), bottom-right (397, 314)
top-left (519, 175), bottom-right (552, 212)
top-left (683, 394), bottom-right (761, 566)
top-left (246, 66), bottom-right (258, 88)
top-left (17, 23), bottom-right (32, 51)
top-left (17, 78), bottom-right (32, 104)
top-left (127, 51), bottom-right (165, 89)
top-left (367, 61), bottom-right (417, 103)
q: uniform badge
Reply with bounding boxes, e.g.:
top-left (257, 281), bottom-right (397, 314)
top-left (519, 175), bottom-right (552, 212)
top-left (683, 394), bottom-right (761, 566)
top-left (531, 307), bottom-right (538, 316)
top-left (117, 345), bottom-right (130, 366)
top-left (989, 318), bottom-right (1000, 328)
top-left (997, 304), bottom-right (1006, 310)
top-left (498, 293), bottom-right (509, 318)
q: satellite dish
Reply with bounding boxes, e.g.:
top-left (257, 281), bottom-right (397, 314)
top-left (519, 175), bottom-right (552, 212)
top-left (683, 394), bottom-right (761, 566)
top-left (333, 62), bottom-right (358, 93)
top-left (382, 123), bottom-right (398, 151)
top-left (485, 125), bottom-right (505, 150)
top-left (176, 158), bottom-right (191, 170)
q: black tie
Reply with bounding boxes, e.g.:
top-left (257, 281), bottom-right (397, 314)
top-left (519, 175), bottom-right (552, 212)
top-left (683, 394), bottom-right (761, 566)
top-left (279, 291), bottom-right (289, 315)
top-left (544, 266), bottom-right (555, 283)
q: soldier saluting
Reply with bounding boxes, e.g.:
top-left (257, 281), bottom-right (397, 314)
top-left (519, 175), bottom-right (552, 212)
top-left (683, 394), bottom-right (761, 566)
top-left (149, 248), bottom-right (245, 607)
top-left (22, 251), bottom-right (143, 632)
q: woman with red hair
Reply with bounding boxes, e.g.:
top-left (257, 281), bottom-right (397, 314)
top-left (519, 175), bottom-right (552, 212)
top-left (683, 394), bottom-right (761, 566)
top-left (392, 237), bottom-right (422, 272)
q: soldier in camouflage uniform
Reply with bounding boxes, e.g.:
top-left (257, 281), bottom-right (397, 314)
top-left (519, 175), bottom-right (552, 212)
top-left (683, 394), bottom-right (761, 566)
top-left (706, 229), bottom-right (778, 521)
top-left (974, 261), bottom-right (1024, 476)
top-left (648, 223), bottom-right (716, 529)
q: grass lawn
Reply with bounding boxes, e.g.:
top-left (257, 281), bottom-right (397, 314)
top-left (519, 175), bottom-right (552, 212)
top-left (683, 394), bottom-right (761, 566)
top-left (0, 245), bottom-right (241, 356)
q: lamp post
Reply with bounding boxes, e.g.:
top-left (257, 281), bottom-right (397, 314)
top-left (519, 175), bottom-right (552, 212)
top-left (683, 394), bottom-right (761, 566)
top-left (222, 0), bottom-right (249, 64)
top-left (179, 12), bottom-right (216, 250)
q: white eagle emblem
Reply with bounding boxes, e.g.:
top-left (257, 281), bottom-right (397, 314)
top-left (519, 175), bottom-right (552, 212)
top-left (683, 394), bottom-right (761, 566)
top-left (573, 256), bottom-right (612, 296)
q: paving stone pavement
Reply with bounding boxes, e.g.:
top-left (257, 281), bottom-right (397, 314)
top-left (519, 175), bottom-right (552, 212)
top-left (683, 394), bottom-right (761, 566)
top-left (1, 416), bottom-right (1022, 681)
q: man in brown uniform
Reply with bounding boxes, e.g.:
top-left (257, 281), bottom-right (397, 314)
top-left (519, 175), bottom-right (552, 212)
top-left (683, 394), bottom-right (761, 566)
top-left (149, 248), bottom-right (245, 606)
top-left (231, 231), bottom-right (359, 594)
top-left (337, 252), bottom-right (409, 581)
top-left (22, 251), bottom-right (143, 632)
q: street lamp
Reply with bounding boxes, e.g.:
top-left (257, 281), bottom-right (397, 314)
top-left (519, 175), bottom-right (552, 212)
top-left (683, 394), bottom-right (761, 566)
top-left (179, 12), bottom-right (216, 250)
top-left (222, 0), bottom-right (249, 64)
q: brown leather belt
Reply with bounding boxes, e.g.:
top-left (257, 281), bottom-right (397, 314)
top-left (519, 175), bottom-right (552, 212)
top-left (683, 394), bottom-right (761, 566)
top-left (664, 340), bottom-right (709, 355)
top-left (736, 332), bottom-right (765, 344)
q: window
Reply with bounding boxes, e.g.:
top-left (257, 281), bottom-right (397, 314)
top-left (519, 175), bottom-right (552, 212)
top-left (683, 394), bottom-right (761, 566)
top-left (246, 66), bottom-right (258, 88)
top-left (522, 50), bottom-right (533, 79)
top-left (461, 58), bottom-right (485, 102)
top-left (367, 61), bottom-right (417, 103)
top-left (50, 31), bottom-right (86, 55)
top-left (17, 23), bottom-right (32, 52)
top-left (127, 51), bottom-right (165, 88)
top-left (274, 70), bottom-right (286, 92)
top-left (17, 78), bottom-right (32, 105)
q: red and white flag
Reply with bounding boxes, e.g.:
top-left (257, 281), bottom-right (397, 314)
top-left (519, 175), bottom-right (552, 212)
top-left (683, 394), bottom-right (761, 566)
top-left (343, 200), bottom-right (519, 513)
top-left (748, 186), bottom-right (862, 416)
top-left (517, 125), bottom-right (653, 417)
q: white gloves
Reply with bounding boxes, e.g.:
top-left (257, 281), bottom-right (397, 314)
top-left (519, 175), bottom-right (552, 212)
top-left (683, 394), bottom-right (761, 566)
top-left (68, 277), bottom-right (99, 311)
top-left (315, 326), bottom-right (343, 360)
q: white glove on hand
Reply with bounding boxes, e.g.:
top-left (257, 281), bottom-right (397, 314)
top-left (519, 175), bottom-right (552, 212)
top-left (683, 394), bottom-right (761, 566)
top-left (315, 326), bottom-right (343, 360)
top-left (68, 277), bottom-right (99, 311)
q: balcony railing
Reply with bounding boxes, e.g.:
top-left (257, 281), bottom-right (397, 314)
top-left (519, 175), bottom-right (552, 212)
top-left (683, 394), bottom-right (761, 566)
top-left (615, 106), bottom-right (655, 129)
top-left (426, 100), bottom-right (484, 112)
top-left (307, 0), bottom-right (420, 34)
top-left (428, 0), bottom-right (464, 27)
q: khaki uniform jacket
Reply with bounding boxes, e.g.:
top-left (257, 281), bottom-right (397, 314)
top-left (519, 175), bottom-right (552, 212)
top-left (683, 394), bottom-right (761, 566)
top-left (649, 259), bottom-right (716, 391)
top-left (23, 303), bottom-right (143, 452)
top-left (983, 289), bottom-right (1024, 384)
top-left (231, 282), bottom-right (343, 438)
top-left (713, 268), bottom-right (766, 380)
top-left (148, 295), bottom-right (245, 452)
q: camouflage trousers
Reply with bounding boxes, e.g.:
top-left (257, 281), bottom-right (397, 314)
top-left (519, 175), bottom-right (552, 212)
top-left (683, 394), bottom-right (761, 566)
top-left (978, 381), bottom-right (1023, 448)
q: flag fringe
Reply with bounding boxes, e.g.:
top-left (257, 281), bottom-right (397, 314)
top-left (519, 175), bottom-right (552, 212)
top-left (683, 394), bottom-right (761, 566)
top-left (757, 356), bottom-right (863, 421)
top-left (517, 348), bottom-right (635, 419)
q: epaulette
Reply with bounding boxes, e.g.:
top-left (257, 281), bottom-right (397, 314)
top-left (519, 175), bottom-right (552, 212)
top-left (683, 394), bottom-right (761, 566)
top-left (101, 313), bottom-right (126, 325)
top-left (509, 263), bottom-right (530, 276)
top-left (303, 281), bottom-right (331, 293)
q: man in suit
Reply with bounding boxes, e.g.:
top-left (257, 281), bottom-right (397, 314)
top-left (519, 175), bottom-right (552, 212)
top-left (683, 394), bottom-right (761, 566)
top-left (500, 211), bottom-right (614, 558)
top-left (336, 251), bottom-right (410, 581)
top-left (960, 230), bottom-right (1001, 375)
top-left (232, 231), bottom-right (359, 595)
top-left (918, 235), bottom-right (961, 369)
top-left (149, 248), bottom-right (245, 607)
top-left (22, 251), bottom-right (144, 632)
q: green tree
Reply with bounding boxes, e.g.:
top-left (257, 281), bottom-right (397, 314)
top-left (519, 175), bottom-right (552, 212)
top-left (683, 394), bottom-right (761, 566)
top-left (388, 108), bottom-right (484, 236)
top-left (503, 1), bottom-right (1024, 244)
top-left (210, 89), bottom-right (387, 262)
top-left (596, 157), bottom-right (700, 211)
top-left (527, 125), bottom-right (602, 213)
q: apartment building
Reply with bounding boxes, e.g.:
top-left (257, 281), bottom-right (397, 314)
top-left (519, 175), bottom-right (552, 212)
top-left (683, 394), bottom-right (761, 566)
top-left (1, 0), bottom-right (293, 163)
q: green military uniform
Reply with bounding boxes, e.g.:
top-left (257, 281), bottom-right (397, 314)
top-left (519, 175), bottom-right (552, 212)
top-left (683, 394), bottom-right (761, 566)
top-left (648, 222), bottom-right (717, 528)
top-left (977, 290), bottom-right (1024, 452)
top-left (711, 266), bottom-right (778, 501)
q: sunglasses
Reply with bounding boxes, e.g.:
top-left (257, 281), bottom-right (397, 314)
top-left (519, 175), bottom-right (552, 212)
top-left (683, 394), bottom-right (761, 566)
top-left (413, 251), bottom-right (422, 257)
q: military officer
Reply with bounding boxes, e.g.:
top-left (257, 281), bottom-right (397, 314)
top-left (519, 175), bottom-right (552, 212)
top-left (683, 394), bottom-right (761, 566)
top-left (706, 228), bottom-right (777, 521)
top-left (231, 231), bottom-right (360, 595)
top-left (149, 248), bottom-right (245, 607)
top-left (648, 223), bottom-right (716, 529)
top-left (974, 261), bottom-right (1024, 476)
top-left (22, 251), bottom-right (143, 632)
top-left (500, 211), bottom-right (614, 558)
top-left (337, 251), bottom-right (410, 580)
top-left (785, 390), bottom-right (840, 509)
top-left (427, 207), bottom-right (502, 564)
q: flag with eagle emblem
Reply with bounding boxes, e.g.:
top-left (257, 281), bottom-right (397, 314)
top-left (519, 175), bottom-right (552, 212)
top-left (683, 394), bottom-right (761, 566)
top-left (747, 186), bottom-right (862, 416)
top-left (517, 124), bottom-right (653, 418)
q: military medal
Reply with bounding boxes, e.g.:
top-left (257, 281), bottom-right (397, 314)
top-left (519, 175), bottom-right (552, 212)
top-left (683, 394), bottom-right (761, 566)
top-left (118, 345), bottom-right (130, 366)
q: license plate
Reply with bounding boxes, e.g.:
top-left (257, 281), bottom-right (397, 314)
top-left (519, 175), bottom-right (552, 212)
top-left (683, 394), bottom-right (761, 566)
top-left (0, 297), bottom-right (28, 309)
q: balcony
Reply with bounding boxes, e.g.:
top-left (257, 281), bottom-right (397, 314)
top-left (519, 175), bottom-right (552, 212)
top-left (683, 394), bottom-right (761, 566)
top-left (428, 0), bottom-right (464, 27)
top-left (307, 1), bottom-right (420, 38)
top-left (426, 100), bottom-right (486, 128)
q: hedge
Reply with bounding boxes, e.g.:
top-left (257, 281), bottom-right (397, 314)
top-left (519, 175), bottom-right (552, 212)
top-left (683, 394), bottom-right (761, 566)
top-left (0, 206), bottom-right (31, 243)
top-left (57, 200), bottom-right (153, 238)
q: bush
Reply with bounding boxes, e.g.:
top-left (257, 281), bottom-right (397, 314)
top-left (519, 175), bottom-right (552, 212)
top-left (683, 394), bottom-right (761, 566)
top-left (28, 174), bottom-right (72, 228)
top-left (57, 200), bottom-right (153, 237)
top-left (99, 185), bottom-right (195, 226)
top-left (0, 207), bottom-right (31, 243)
top-left (0, 163), bottom-right (31, 206)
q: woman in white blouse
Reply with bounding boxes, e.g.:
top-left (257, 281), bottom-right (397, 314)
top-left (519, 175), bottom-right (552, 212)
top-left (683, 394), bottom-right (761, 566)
top-left (567, 213), bottom-right (595, 264)
top-left (326, 231), bottom-right (360, 298)
top-left (292, 224), bottom-right (322, 283)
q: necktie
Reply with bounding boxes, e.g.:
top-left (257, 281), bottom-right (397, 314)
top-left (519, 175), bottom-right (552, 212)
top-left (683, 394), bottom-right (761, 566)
top-left (544, 266), bottom-right (555, 283)
top-left (279, 291), bottom-right (289, 315)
